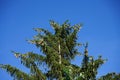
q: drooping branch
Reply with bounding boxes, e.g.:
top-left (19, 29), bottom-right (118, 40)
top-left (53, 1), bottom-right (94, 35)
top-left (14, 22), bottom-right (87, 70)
top-left (0, 64), bottom-right (31, 80)
top-left (13, 52), bottom-right (46, 80)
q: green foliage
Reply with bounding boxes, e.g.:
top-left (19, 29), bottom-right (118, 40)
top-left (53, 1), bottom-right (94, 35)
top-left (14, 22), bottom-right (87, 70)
top-left (0, 64), bottom-right (31, 80)
top-left (0, 20), bottom-right (120, 80)
top-left (98, 73), bottom-right (120, 80)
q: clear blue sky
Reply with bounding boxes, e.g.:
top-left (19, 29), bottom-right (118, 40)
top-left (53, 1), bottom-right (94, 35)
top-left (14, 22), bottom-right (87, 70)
top-left (0, 0), bottom-right (120, 79)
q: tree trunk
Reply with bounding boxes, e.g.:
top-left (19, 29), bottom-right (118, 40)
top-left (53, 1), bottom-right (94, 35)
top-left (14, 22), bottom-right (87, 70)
top-left (58, 41), bottom-right (62, 80)
top-left (58, 43), bottom-right (61, 64)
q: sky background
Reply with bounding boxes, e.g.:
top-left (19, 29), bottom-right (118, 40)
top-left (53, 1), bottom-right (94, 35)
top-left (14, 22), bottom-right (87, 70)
top-left (0, 0), bottom-right (120, 79)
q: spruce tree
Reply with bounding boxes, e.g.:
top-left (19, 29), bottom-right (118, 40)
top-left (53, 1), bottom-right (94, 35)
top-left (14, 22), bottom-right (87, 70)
top-left (0, 20), bottom-right (120, 80)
